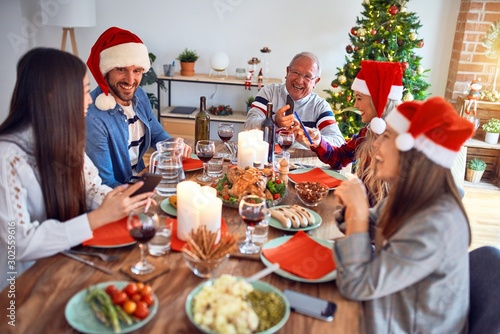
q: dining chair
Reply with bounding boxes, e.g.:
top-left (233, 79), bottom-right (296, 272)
top-left (468, 246), bottom-right (500, 334)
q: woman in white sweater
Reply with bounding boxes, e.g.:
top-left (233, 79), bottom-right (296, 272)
top-left (0, 48), bottom-right (153, 291)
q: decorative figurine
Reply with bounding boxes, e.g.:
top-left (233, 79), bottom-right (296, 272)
top-left (465, 79), bottom-right (482, 115)
top-left (257, 68), bottom-right (263, 90)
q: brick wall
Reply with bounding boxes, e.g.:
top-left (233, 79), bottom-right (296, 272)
top-left (445, 0), bottom-right (500, 102)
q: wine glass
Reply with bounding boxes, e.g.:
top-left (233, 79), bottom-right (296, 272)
top-left (277, 130), bottom-right (295, 161)
top-left (217, 123), bottom-right (235, 160)
top-left (464, 115), bottom-right (480, 141)
top-left (127, 207), bottom-right (158, 275)
top-left (239, 195), bottom-right (267, 254)
top-left (196, 140), bottom-right (215, 182)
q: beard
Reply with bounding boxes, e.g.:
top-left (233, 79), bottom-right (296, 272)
top-left (107, 78), bottom-right (138, 105)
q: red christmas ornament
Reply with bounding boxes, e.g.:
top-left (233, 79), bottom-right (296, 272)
top-left (389, 5), bottom-right (399, 15)
top-left (418, 40), bottom-right (424, 48)
top-left (371, 29), bottom-right (377, 35)
top-left (350, 27), bottom-right (358, 35)
top-left (402, 62), bottom-right (410, 70)
top-left (346, 45), bottom-right (353, 54)
top-left (332, 82), bottom-right (338, 88)
top-left (346, 96), bottom-right (352, 102)
top-left (354, 46), bottom-right (359, 51)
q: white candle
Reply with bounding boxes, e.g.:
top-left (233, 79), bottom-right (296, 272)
top-left (238, 129), bottom-right (268, 168)
top-left (176, 181), bottom-right (222, 241)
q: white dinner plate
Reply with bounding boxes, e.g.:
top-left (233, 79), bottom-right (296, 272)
top-left (268, 205), bottom-right (322, 232)
top-left (160, 197), bottom-right (177, 217)
top-left (65, 281), bottom-right (158, 334)
top-left (288, 168), bottom-right (347, 190)
top-left (185, 278), bottom-right (290, 334)
top-left (260, 236), bottom-right (337, 283)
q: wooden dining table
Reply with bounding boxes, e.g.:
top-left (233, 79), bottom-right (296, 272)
top-left (0, 140), bottom-right (364, 334)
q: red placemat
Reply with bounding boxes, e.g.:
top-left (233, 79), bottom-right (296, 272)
top-left (289, 167), bottom-right (343, 188)
top-left (262, 230), bottom-right (335, 279)
top-left (182, 157), bottom-right (203, 171)
top-left (83, 217), bottom-right (133, 247)
top-left (170, 218), bottom-right (228, 252)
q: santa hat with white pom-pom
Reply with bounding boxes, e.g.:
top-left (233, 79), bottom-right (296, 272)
top-left (351, 60), bottom-right (403, 134)
top-left (385, 96), bottom-right (474, 169)
top-left (87, 27), bottom-right (150, 111)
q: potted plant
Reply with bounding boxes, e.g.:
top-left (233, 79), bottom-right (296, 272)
top-left (245, 96), bottom-right (255, 112)
top-left (482, 118), bottom-right (500, 144)
top-left (139, 52), bottom-right (166, 111)
top-left (466, 158), bottom-right (487, 183)
top-left (177, 48), bottom-right (199, 76)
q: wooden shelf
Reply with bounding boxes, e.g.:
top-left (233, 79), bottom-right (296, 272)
top-left (157, 72), bottom-right (281, 87)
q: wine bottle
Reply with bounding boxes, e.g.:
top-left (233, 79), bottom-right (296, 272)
top-left (261, 102), bottom-right (275, 164)
top-left (195, 96), bottom-right (210, 144)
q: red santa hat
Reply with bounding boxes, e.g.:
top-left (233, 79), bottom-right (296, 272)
top-left (351, 60), bottom-right (404, 134)
top-left (385, 96), bottom-right (474, 169)
top-left (87, 27), bottom-right (150, 110)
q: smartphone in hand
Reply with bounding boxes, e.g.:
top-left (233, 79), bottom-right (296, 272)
top-left (283, 289), bottom-right (337, 322)
top-left (128, 173), bottom-right (162, 196)
top-left (285, 95), bottom-right (294, 116)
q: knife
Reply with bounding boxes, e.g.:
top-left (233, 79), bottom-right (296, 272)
top-left (61, 251), bottom-right (114, 275)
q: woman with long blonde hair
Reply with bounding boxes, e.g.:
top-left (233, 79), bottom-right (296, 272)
top-left (298, 60), bottom-right (403, 206)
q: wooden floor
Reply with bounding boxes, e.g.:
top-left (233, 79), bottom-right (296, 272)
top-left (463, 184), bottom-right (500, 251)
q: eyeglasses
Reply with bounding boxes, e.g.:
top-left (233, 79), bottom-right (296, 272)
top-left (288, 70), bottom-right (318, 83)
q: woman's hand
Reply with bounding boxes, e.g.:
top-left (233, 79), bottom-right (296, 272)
top-left (335, 178), bottom-right (370, 235)
top-left (294, 126), bottom-right (321, 148)
top-left (87, 182), bottom-right (154, 230)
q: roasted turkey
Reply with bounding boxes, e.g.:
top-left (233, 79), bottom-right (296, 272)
top-left (225, 167), bottom-right (275, 200)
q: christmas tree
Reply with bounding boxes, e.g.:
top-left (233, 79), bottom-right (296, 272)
top-left (325, 0), bottom-right (430, 138)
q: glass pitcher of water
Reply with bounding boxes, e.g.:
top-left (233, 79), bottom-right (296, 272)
top-left (149, 138), bottom-right (185, 195)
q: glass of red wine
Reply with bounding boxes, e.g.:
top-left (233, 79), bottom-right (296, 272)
top-left (239, 195), bottom-right (267, 254)
top-left (196, 140), bottom-right (215, 183)
top-left (277, 130), bottom-right (295, 161)
top-left (127, 206), bottom-right (158, 275)
top-left (217, 123), bottom-right (235, 160)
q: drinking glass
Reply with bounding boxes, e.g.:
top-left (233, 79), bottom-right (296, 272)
top-left (239, 195), bottom-right (266, 254)
top-left (217, 122), bottom-right (235, 160)
top-left (127, 207), bottom-right (158, 275)
top-left (277, 130), bottom-right (295, 161)
top-left (196, 140), bottom-right (215, 182)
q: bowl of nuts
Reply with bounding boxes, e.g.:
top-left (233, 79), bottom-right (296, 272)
top-left (294, 181), bottom-right (329, 207)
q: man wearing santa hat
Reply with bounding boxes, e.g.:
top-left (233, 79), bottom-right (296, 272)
top-left (85, 27), bottom-right (192, 187)
top-left (301, 60), bottom-right (403, 207)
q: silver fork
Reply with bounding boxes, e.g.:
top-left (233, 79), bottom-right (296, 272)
top-left (67, 249), bottom-right (119, 262)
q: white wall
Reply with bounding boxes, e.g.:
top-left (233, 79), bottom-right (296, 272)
top-left (0, 0), bottom-right (460, 124)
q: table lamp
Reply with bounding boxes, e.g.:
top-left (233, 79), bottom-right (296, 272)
top-left (42, 0), bottom-right (96, 57)
top-left (209, 52), bottom-right (230, 79)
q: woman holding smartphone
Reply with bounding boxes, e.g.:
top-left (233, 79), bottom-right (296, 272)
top-left (0, 48), bottom-right (153, 291)
top-left (333, 97), bottom-right (473, 333)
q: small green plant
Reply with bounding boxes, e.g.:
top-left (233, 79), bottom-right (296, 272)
top-left (467, 158), bottom-right (487, 171)
top-left (482, 118), bottom-right (500, 133)
top-left (245, 96), bottom-right (255, 107)
top-left (177, 48), bottom-right (199, 63)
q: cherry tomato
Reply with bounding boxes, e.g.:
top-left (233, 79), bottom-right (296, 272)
top-left (222, 194), bottom-right (230, 201)
top-left (105, 284), bottom-right (119, 297)
top-left (123, 283), bottom-right (138, 298)
top-left (273, 193), bottom-right (281, 200)
top-left (134, 301), bottom-right (149, 320)
top-left (275, 179), bottom-right (282, 184)
top-left (122, 300), bottom-right (137, 315)
top-left (131, 293), bottom-right (142, 303)
top-left (136, 282), bottom-right (145, 290)
top-left (112, 291), bottom-right (127, 306)
top-left (139, 284), bottom-right (152, 296)
top-left (141, 294), bottom-right (154, 306)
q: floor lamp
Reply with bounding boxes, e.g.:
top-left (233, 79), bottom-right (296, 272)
top-left (42, 0), bottom-right (96, 57)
